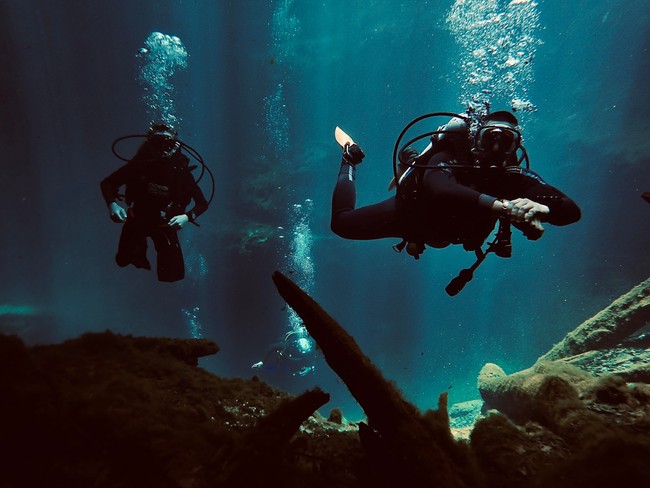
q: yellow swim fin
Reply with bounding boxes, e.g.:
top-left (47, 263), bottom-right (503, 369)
top-left (335, 126), bottom-right (355, 149)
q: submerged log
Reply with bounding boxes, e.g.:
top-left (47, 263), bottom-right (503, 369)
top-left (271, 271), bottom-right (480, 488)
top-left (537, 277), bottom-right (650, 363)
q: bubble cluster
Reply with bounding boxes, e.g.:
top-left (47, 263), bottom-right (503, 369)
top-left (284, 199), bottom-right (316, 371)
top-left (180, 241), bottom-right (208, 339)
top-left (185, 247), bottom-right (209, 279)
top-left (263, 83), bottom-right (290, 157)
top-left (288, 199), bottom-right (315, 292)
top-left (265, 0), bottom-right (302, 159)
top-left (446, 0), bottom-right (540, 115)
top-left (136, 31), bottom-right (189, 128)
top-left (271, 0), bottom-right (301, 65)
top-left (257, 3), bottom-right (315, 376)
top-left (182, 306), bottom-right (203, 339)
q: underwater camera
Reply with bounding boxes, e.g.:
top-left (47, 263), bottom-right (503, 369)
top-left (445, 219), bottom-right (512, 296)
top-left (492, 219), bottom-right (512, 258)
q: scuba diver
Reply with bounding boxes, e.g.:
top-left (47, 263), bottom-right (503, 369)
top-left (251, 330), bottom-right (316, 377)
top-left (331, 108), bottom-right (581, 295)
top-left (101, 123), bottom-right (210, 282)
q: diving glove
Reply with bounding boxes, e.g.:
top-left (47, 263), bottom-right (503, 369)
top-left (109, 202), bottom-right (127, 223)
top-left (343, 143), bottom-right (365, 166)
top-left (168, 214), bottom-right (189, 229)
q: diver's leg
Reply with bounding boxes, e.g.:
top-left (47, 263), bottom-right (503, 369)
top-left (115, 220), bottom-right (151, 270)
top-left (331, 158), bottom-right (402, 240)
top-left (152, 228), bottom-right (185, 282)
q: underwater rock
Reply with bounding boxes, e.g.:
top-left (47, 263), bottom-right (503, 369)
top-left (477, 359), bottom-right (650, 442)
top-left (478, 277), bottom-right (650, 425)
top-left (0, 306), bottom-right (58, 345)
top-left (477, 361), bottom-right (595, 424)
top-left (328, 407), bottom-right (344, 424)
top-left (216, 388), bottom-right (330, 487)
top-left (449, 399), bottom-right (485, 430)
top-left (560, 346), bottom-right (650, 383)
top-left (0, 331), bottom-right (364, 488)
top-left (474, 358), bottom-right (650, 486)
top-left (538, 277), bottom-right (650, 362)
top-left (4, 279), bottom-right (650, 487)
top-left (473, 277), bottom-right (650, 486)
top-left (470, 413), bottom-right (570, 488)
top-left (125, 334), bottom-right (220, 366)
top-left (448, 399), bottom-right (485, 441)
top-left (477, 362), bottom-right (507, 384)
top-left (272, 270), bottom-right (481, 487)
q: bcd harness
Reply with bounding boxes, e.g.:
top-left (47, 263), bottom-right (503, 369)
top-left (389, 110), bottom-right (534, 295)
top-left (112, 132), bottom-right (215, 222)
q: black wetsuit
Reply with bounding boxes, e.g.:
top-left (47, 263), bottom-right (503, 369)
top-left (101, 144), bottom-right (208, 282)
top-left (331, 148), bottom-right (581, 251)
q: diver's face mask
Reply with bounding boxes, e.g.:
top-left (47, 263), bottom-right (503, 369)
top-left (148, 130), bottom-right (179, 157)
top-left (474, 124), bottom-right (520, 165)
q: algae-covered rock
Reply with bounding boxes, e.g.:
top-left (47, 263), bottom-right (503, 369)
top-left (538, 277), bottom-right (650, 362)
top-left (0, 331), bottom-right (361, 488)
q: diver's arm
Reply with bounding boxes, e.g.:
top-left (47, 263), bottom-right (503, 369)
top-left (186, 179), bottom-right (208, 221)
top-left (168, 172), bottom-right (209, 226)
top-left (533, 191), bottom-right (580, 226)
top-left (518, 179), bottom-right (581, 226)
top-left (100, 165), bottom-right (130, 206)
top-left (493, 198), bottom-right (549, 224)
top-left (100, 165), bottom-right (131, 222)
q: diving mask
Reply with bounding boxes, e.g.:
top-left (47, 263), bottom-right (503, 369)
top-left (475, 125), bottom-right (520, 155)
top-left (148, 131), bottom-right (179, 157)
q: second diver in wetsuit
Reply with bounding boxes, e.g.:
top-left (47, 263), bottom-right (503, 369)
top-left (331, 109), bottom-right (581, 289)
top-left (101, 123), bottom-right (208, 282)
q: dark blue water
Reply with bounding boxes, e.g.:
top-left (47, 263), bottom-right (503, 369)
top-left (1, 0), bottom-right (649, 421)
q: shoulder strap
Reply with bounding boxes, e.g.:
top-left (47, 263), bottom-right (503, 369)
top-left (504, 166), bottom-right (547, 184)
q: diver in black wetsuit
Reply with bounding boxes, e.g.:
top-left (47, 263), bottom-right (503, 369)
top-left (331, 110), bottom-right (581, 269)
top-left (101, 123), bottom-right (208, 282)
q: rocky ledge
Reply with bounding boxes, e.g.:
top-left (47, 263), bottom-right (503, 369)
top-left (1, 274), bottom-right (649, 487)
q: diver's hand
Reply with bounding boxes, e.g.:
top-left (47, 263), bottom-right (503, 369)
top-left (343, 143), bottom-right (365, 165)
top-left (506, 198), bottom-right (550, 224)
top-left (167, 214), bottom-right (189, 229)
top-left (514, 218), bottom-right (545, 240)
top-left (109, 202), bottom-right (127, 223)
